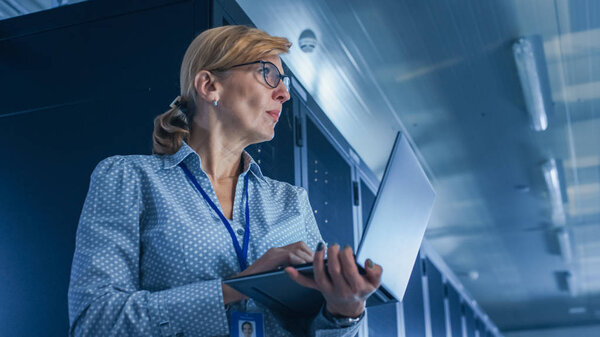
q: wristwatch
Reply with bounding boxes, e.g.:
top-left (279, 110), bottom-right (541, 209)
top-left (322, 306), bottom-right (365, 328)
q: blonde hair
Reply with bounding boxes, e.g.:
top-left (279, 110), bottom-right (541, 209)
top-left (152, 25), bottom-right (292, 155)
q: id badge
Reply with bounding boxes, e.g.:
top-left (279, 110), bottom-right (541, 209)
top-left (230, 311), bottom-right (264, 337)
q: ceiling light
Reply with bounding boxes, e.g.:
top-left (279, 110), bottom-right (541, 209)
top-left (512, 36), bottom-right (553, 131)
top-left (468, 270), bottom-right (480, 281)
top-left (568, 307), bottom-right (587, 315)
top-left (556, 270), bottom-right (578, 297)
top-left (555, 227), bottom-right (572, 263)
top-left (565, 271), bottom-right (578, 297)
top-left (542, 159), bottom-right (566, 225)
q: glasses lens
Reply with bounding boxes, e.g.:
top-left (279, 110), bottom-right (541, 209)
top-left (264, 62), bottom-right (279, 88)
top-left (283, 76), bottom-right (290, 91)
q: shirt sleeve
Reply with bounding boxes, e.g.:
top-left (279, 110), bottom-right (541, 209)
top-left (298, 187), bottom-right (324, 251)
top-left (68, 156), bottom-right (229, 337)
top-left (296, 188), bottom-right (365, 336)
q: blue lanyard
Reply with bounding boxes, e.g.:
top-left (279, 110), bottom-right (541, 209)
top-left (178, 162), bottom-right (250, 271)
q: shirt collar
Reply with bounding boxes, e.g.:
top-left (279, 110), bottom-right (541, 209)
top-left (162, 140), bottom-right (266, 182)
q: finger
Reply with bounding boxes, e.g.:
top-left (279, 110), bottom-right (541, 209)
top-left (285, 267), bottom-right (318, 290)
top-left (339, 245), bottom-right (365, 292)
top-left (313, 242), bottom-right (332, 292)
top-left (294, 249), bottom-right (314, 263)
top-left (327, 244), bottom-right (352, 290)
top-left (292, 241), bottom-right (315, 259)
top-left (267, 247), bottom-right (291, 267)
top-left (364, 259), bottom-right (383, 289)
top-left (287, 252), bottom-right (308, 266)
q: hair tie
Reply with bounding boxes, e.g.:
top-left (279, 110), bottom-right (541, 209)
top-left (169, 96), bottom-right (188, 114)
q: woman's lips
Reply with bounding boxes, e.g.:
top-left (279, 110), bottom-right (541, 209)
top-left (266, 110), bottom-right (280, 122)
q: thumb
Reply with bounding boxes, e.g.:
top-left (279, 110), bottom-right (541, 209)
top-left (364, 259), bottom-right (383, 288)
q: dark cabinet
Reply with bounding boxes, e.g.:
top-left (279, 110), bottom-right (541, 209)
top-left (403, 255), bottom-right (426, 337)
top-left (245, 97), bottom-right (296, 185)
top-left (465, 304), bottom-right (476, 337)
top-left (447, 283), bottom-right (464, 337)
top-left (427, 259), bottom-right (447, 337)
top-left (305, 116), bottom-right (354, 247)
top-left (0, 1), bottom-right (210, 335)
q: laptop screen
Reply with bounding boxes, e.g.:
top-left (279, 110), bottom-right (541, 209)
top-left (356, 132), bottom-right (435, 302)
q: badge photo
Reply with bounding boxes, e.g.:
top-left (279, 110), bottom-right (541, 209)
top-left (230, 311), bottom-right (264, 337)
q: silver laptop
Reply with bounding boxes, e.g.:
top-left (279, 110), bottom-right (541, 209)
top-left (224, 132), bottom-right (435, 316)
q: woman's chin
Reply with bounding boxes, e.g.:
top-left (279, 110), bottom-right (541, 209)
top-left (259, 127), bottom-right (276, 142)
top-left (247, 130), bottom-right (274, 145)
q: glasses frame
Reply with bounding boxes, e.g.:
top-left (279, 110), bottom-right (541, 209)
top-left (228, 60), bottom-right (290, 91)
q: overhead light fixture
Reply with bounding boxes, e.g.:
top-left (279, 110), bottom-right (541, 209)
top-left (565, 271), bottom-right (578, 297)
top-left (512, 36), bottom-right (553, 131)
top-left (555, 227), bottom-right (572, 263)
top-left (556, 271), bottom-right (578, 297)
top-left (568, 306), bottom-right (587, 315)
top-left (468, 270), bottom-right (480, 281)
top-left (542, 159), bottom-right (567, 225)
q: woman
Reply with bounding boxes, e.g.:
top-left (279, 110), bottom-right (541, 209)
top-left (68, 25), bottom-right (382, 337)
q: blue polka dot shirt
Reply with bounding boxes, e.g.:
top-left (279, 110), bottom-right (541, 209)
top-left (68, 141), bottom-right (364, 336)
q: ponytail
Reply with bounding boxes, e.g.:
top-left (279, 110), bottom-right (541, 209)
top-left (152, 97), bottom-right (193, 155)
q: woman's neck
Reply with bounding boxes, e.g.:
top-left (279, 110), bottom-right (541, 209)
top-left (187, 127), bottom-right (246, 181)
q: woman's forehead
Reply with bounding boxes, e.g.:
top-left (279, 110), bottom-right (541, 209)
top-left (262, 55), bottom-right (283, 70)
top-left (262, 54), bottom-right (281, 63)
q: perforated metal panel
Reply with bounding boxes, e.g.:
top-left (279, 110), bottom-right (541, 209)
top-left (447, 284), bottom-right (463, 337)
top-left (465, 305), bottom-right (476, 337)
top-left (367, 303), bottom-right (398, 336)
top-left (305, 117), bottom-right (354, 247)
top-left (245, 97), bottom-right (296, 185)
top-left (403, 255), bottom-right (426, 337)
top-left (426, 259), bottom-right (447, 337)
top-left (475, 317), bottom-right (485, 337)
top-left (0, 1), bottom-right (206, 335)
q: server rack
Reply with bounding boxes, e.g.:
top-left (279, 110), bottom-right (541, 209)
top-left (1, 1), bottom-right (211, 335)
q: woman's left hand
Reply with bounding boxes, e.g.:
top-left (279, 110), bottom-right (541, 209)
top-left (285, 243), bottom-right (382, 318)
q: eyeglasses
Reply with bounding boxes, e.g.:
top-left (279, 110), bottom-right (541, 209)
top-left (228, 60), bottom-right (290, 91)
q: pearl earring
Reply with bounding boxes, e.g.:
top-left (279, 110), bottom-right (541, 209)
top-left (212, 100), bottom-right (218, 107)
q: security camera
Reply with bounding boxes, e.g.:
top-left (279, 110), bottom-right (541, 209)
top-left (298, 29), bottom-right (317, 53)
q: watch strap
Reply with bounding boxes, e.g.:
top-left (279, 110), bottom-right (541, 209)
top-left (322, 306), bottom-right (365, 328)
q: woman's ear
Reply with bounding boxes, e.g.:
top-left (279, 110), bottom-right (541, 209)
top-left (194, 70), bottom-right (219, 103)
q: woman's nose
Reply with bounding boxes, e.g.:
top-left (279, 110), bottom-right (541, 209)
top-left (273, 83), bottom-right (291, 103)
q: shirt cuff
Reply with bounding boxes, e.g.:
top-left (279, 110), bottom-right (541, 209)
top-left (148, 279), bottom-right (229, 337)
top-left (309, 304), bottom-right (365, 336)
top-left (322, 305), bottom-right (365, 327)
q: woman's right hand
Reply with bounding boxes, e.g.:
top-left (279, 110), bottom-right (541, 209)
top-left (238, 241), bottom-right (314, 277)
top-left (222, 241), bottom-right (315, 305)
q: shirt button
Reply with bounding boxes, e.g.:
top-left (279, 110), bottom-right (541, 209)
top-left (236, 228), bottom-right (244, 235)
